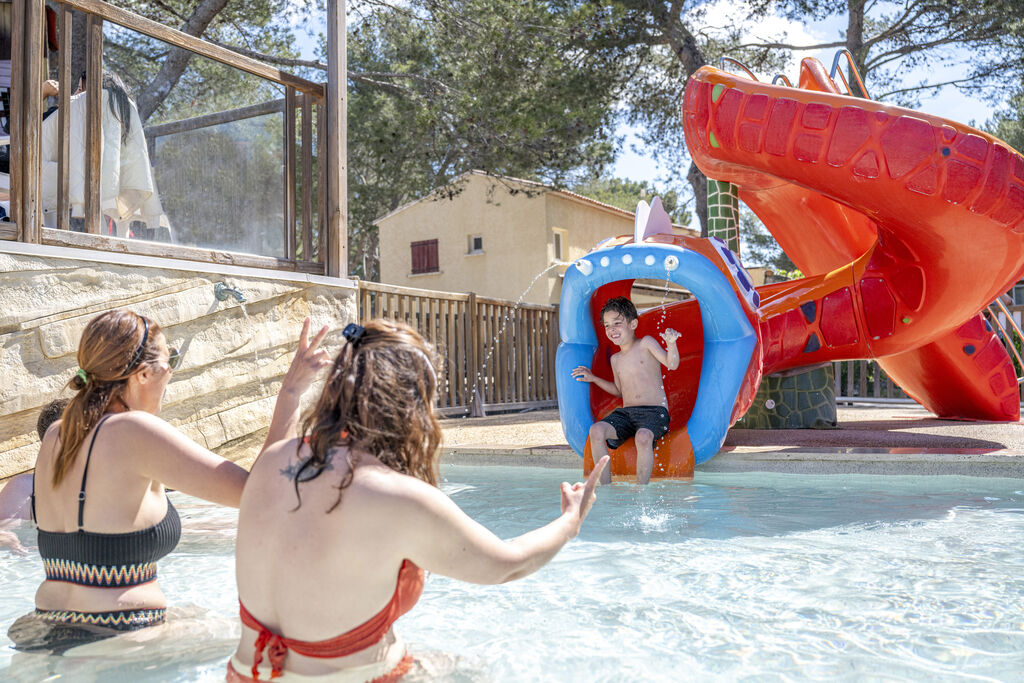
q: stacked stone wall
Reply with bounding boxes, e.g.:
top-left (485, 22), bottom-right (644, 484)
top-left (0, 251), bottom-right (357, 479)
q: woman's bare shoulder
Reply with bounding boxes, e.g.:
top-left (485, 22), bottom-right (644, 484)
top-left (355, 460), bottom-right (442, 505)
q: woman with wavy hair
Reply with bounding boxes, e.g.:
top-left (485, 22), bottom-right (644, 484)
top-left (9, 310), bottom-right (329, 652)
top-left (230, 319), bottom-right (608, 682)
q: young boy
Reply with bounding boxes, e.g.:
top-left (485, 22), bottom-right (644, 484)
top-left (571, 297), bottom-right (680, 485)
top-left (0, 398), bottom-right (70, 554)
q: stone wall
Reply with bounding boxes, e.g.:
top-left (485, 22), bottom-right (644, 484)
top-left (0, 249), bottom-right (357, 480)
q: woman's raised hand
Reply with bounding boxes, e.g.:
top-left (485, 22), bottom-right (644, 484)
top-left (560, 455), bottom-right (609, 537)
top-left (281, 318), bottom-right (332, 396)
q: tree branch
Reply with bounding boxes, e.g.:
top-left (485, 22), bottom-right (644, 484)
top-left (137, 0), bottom-right (232, 121)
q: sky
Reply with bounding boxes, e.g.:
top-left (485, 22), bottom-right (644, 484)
top-left (293, 1), bottom-right (1004, 186)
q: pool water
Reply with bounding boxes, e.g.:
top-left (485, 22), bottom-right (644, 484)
top-left (3, 466), bottom-right (1024, 681)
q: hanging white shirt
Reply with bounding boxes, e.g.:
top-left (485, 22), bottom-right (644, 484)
top-left (40, 90), bottom-right (171, 235)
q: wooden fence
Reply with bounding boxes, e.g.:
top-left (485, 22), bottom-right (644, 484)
top-left (832, 360), bottom-right (909, 402)
top-left (833, 304), bottom-right (1024, 403)
top-left (357, 281), bottom-right (559, 416)
top-left (357, 284), bottom-right (1024, 415)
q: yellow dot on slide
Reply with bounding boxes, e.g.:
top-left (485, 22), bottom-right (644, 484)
top-left (712, 84), bottom-right (725, 102)
top-left (710, 131), bottom-right (720, 148)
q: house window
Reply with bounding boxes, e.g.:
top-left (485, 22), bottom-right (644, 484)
top-left (467, 234), bottom-right (483, 254)
top-left (411, 239), bottom-right (439, 274)
top-left (552, 228), bottom-right (568, 261)
top-left (1013, 282), bottom-right (1024, 306)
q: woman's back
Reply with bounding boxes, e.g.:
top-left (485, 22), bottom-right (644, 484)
top-left (234, 439), bottom-right (425, 676)
top-left (231, 320), bottom-right (607, 681)
top-left (32, 414), bottom-right (179, 614)
top-left (34, 416), bottom-right (169, 535)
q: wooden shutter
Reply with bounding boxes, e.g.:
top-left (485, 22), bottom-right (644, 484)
top-left (411, 239), bottom-right (438, 274)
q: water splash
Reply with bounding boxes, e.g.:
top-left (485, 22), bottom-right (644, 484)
top-left (238, 302), bottom-right (266, 399)
top-left (656, 267), bottom-right (673, 331)
top-left (469, 263), bottom-right (562, 411)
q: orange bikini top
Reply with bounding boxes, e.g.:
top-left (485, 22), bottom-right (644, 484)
top-left (239, 559), bottom-right (425, 680)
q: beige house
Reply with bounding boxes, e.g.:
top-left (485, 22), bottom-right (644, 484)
top-left (376, 171), bottom-right (699, 305)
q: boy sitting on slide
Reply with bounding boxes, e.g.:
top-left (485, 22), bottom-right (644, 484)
top-left (571, 297), bottom-right (680, 485)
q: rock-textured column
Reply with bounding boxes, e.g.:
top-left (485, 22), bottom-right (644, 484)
top-left (707, 178), bottom-right (839, 430)
top-left (706, 178), bottom-right (740, 253)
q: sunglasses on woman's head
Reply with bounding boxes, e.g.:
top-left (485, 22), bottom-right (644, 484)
top-left (167, 348), bottom-right (181, 371)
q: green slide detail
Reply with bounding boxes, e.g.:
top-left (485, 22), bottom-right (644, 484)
top-left (734, 366), bottom-right (838, 429)
top-left (707, 179), bottom-right (740, 253)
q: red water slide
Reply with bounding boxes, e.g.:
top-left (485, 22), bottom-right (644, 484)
top-left (683, 58), bottom-right (1024, 421)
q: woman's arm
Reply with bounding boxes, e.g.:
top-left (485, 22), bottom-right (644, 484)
top-left (117, 411), bottom-right (248, 508)
top-left (117, 319), bottom-right (330, 507)
top-left (403, 457), bottom-right (608, 584)
top-left (260, 318), bottom-right (332, 452)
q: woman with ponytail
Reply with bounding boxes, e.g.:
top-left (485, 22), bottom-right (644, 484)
top-left (230, 320), bottom-right (608, 681)
top-left (9, 310), bottom-right (330, 652)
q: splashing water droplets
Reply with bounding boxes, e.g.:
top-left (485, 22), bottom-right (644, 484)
top-left (470, 263), bottom-right (562, 409)
top-left (238, 302), bottom-right (267, 398)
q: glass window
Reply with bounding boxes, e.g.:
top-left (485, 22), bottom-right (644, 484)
top-left (552, 228), bottom-right (568, 261)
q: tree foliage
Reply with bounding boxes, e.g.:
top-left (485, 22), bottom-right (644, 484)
top-left (571, 176), bottom-right (691, 225)
top-left (344, 0), bottom-right (627, 277)
top-left (738, 208), bottom-right (796, 272)
top-left (748, 0), bottom-right (1024, 108)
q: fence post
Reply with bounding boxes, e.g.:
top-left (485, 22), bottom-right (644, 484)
top-left (467, 292), bottom-right (485, 417)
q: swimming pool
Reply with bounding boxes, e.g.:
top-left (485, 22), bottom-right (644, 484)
top-left (3, 465), bottom-right (1024, 680)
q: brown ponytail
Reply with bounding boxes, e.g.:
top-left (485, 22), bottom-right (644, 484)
top-left (54, 310), bottom-right (163, 486)
top-left (294, 319), bottom-right (442, 512)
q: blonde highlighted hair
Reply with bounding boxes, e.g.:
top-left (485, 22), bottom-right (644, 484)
top-left (55, 310), bottom-right (162, 486)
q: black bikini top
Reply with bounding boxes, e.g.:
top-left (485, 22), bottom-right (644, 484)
top-left (32, 414), bottom-right (182, 588)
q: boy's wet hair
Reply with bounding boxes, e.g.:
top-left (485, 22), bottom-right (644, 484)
top-left (600, 297), bottom-right (638, 322)
top-left (37, 399), bottom-right (70, 439)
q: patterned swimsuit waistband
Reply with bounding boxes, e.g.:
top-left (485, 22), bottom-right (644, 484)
top-left (34, 608), bottom-right (166, 630)
top-left (43, 558), bottom-right (158, 587)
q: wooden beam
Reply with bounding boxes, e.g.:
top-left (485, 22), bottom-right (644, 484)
top-left (83, 12), bottom-right (102, 234)
top-left (9, 0), bottom-right (24, 232)
top-left (301, 93), bottom-right (313, 262)
top-left (0, 223), bottom-right (19, 241)
top-left (19, 0), bottom-right (45, 243)
top-left (42, 227), bottom-right (326, 274)
top-left (358, 279), bottom-right (472, 300)
top-left (325, 0), bottom-right (346, 277)
top-left (56, 5), bottom-right (73, 231)
top-left (283, 86), bottom-right (296, 260)
top-left (58, 0), bottom-right (324, 97)
top-left (317, 102), bottom-right (325, 263)
top-left (144, 98), bottom-right (289, 140)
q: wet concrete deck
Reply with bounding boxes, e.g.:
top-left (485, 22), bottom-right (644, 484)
top-left (439, 405), bottom-right (1024, 477)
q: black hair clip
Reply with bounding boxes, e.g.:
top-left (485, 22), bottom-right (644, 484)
top-left (343, 323), bottom-right (366, 347)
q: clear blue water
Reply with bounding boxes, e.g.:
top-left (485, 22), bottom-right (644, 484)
top-left (3, 466), bottom-right (1024, 681)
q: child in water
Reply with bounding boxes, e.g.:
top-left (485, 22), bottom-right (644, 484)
top-left (571, 296), bottom-right (680, 484)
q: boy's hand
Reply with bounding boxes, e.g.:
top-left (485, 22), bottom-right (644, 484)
top-left (571, 366), bottom-right (596, 382)
top-left (660, 328), bottom-right (681, 344)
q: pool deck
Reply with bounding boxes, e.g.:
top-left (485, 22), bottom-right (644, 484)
top-left (440, 405), bottom-right (1024, 477)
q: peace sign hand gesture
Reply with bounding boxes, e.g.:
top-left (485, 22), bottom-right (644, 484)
top-left (281, 317), bottom-right (333, 396)
top-left (560, 456), bottom-right (609, 537)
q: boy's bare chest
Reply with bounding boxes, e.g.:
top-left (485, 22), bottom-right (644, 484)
top-left (613, 345), bottom-right (659, 376)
